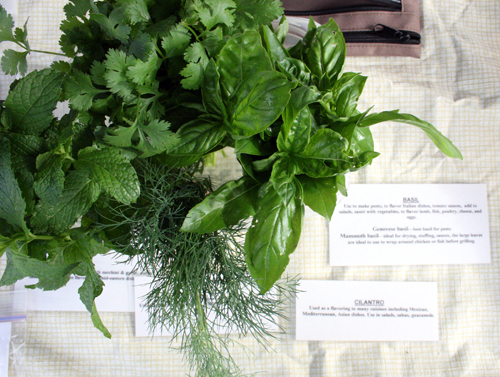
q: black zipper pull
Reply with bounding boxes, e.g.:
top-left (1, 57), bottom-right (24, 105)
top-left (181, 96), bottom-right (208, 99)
top-left (373, 24), bottom-right (416, 43)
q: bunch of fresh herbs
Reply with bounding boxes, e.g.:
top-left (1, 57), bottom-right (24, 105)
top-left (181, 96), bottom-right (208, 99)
top-left (0, 0), bottom-right (462, 375)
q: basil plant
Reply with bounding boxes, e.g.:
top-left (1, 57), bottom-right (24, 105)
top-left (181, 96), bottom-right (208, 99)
top-left (164, 19), bottom-right (462, 293)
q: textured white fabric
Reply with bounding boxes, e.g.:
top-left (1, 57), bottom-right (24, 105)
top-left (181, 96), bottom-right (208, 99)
top-left (2, 0), bottom-right (500, 375)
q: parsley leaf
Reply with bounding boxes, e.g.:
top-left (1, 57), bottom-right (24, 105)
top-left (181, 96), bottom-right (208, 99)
top-left (0, 5), bottom-right (15, 43)
top-left (197, 0), bottom-right (236, 30)
top-left (90, 7), bottom-right (131, 43)
top-left (1, 49), bottom-right (28, 76)
top-left (65, 70), bottom-right (107, 111)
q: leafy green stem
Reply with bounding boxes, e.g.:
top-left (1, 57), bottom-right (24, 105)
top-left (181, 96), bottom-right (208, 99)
top-left (29, 49), bottom-right (67, 57)
top-left (182, 23), bottom-right (200, 42)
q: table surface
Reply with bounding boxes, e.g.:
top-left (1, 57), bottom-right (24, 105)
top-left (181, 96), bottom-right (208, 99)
top-left (1, 0), bottom-right (500, 376)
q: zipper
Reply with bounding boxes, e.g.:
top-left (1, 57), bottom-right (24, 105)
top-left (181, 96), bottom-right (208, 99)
top-left (344, 24), bottom-right (421, 45)
top-left (283, 0), bottom-right (401, 16)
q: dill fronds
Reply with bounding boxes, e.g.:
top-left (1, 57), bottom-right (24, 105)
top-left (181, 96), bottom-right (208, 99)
top-left (94, 159), bottom-right (297, 376)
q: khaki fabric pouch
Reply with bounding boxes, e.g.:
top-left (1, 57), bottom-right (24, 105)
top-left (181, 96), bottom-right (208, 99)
top-left (281, 0), bottom-right (421, 58)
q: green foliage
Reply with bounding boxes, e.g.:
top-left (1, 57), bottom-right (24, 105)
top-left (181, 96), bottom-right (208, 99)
top-left (94, 160), bottom-right (295, 376)
top-left (0, 0), bottom-right (462, 373)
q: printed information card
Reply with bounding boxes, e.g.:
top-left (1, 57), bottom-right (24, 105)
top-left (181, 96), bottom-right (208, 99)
top-left (329, 184), bottom-right (491, 266)
top-left (15, 253), bottom-right (135, 313)
top-left (296, 280), bottom-right (439, 342)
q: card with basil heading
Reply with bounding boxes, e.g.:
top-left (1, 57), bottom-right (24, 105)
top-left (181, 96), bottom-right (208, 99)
top-left (329, 184), bottom-right (491, 266)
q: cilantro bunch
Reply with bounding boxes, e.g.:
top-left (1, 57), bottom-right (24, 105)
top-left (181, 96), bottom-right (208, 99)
top-left (0, 1), bottom-right (462, 368)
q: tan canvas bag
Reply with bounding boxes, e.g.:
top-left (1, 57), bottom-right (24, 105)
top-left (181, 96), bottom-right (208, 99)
top-left (281, 0), bottom-right (421, 58)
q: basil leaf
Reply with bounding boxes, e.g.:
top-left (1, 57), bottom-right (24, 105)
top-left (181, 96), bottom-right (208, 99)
top-left (245, 183), bottom-right (303, 294)
top-left (0, 138), bottom-right (29, 235)
top-left (165, 118), bottom-right (227, 165)
top-left (234, 136), bottom-right (274, 156)
top-left (3, 68), bottom-right (65, 135)
top-left (299, 175), bottom-right (337, 220)
top-left (262, 24), bottom-right (289, 62)
top-left (359, 111), bottom-right (463, 159)
top-left (278, 86), bottom-right (321, 153)
top-left (217, 29), bottom-right (272, 98)
top-left (202, 59), bottom-right (226, 119)
top-left (181, 176), bottom-right (260, 233)
top-left (333, 72), bottom-right (367, 117)
top-left (295, 129), bottom-right (353, 178)
top-left (229, 71), bottom-right (294, 138)
top-left (270, 158), bottom-right (300, 202)
top-left (306, 19), bottom-right (345, 86)
top-left (276, 57), bottom-right (312, 86)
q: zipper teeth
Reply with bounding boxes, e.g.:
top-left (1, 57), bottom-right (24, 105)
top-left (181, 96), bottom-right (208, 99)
top-left (344, 30), bottom-right (421, 45)
top-left (284, 5), bottom-right (401, 17)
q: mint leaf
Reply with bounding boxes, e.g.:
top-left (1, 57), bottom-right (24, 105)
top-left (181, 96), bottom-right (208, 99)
top-left (0, 138), bottom-right (29, 235)
top-left (3, 69), bottom-right (65, 135)
top-left (75, 146), bottom-right (140, 204)
top-left (31, 170), bottom-right (101, 235)
top-left (33, 152), bottom-right (65, 206)
top-left (64, 236), bottom-right (111, 338)
top-left (1, 49), bottom-right (28, 76)
top-left (0, 241), bottom-right (77, 290)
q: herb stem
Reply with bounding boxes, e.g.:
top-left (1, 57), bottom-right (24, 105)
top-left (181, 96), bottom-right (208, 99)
top-left (183, 23), bottom-right (200, 42)
top-left (29, 49), bottom-right (67, 57)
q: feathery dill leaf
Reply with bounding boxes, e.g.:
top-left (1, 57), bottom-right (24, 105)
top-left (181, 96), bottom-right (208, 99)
top-left (94, 159), bottom-right (297, 376)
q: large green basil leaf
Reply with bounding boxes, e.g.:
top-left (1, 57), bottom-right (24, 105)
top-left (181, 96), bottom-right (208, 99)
top-left (277, 106), bottom-right (312, 154)
top-left (165, 118), bottom-right (227, 163)
top-left (333, 72), bottom-right (367, 117)
top-left (277, 86), bottom-right (321, 153)
top-left (359, 110), bottom-right (463, 159)
top-left (306, 19), bottom-right (345, 86)
top-left (270, 158), bottom-right (300, 202)
top-left (217, 30), bottom-right (272, 98)
top-left (350, 126), bottom-right (375, 156)
top-left (202, 59), bottom-right (226, 119)
top-left (181, 176), bottom-right (260, 234)
top-left (234, 136), bottom-right (275, 156)
top-left (262, 24), bottom-right (289, 62)
top-left (299, 175), bottom-right (338, 220)
top-left (245, 183), bottom-right (304, 294)
top-left (0, 138), bottom-right (29, 235)
top-left (295, 129), bottom-right (353, 177)
top-left (228, 71), bottom-right (294, 138)
top-left (276, 57), bottom-right (312, 86)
